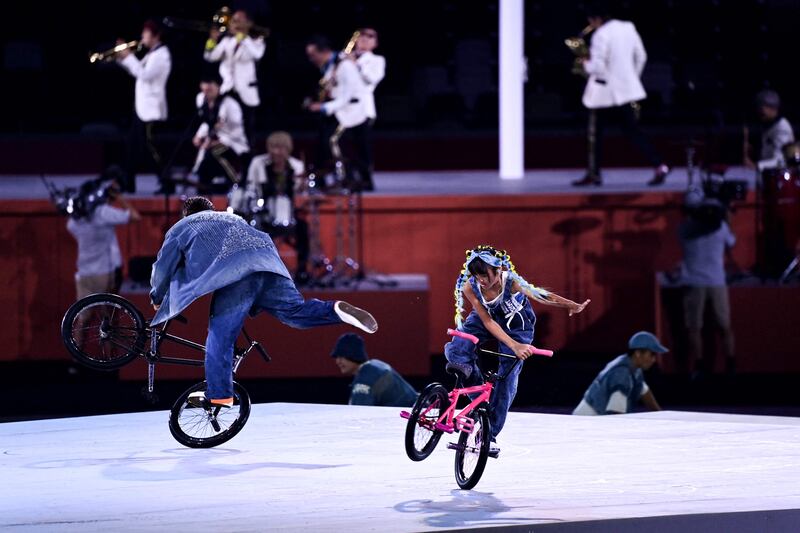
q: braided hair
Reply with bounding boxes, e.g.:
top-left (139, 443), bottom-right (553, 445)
top-left (453, 245), bottom-right (550, 328)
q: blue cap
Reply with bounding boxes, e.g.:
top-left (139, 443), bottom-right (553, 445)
top-left (330, 333), bottom-right (368, 363)
top-left (628, 331), bottom-right (669, 354)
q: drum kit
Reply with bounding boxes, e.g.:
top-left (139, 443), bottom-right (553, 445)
top-left (228, 167), bottom-right (362, 288)
top-left (759, 142), bottom-right (800, 281)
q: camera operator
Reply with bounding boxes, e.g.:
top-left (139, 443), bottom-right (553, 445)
top-left (677, 189), bottom-right (736, 378)
top-left (66, 173), bottom-right (141, 300)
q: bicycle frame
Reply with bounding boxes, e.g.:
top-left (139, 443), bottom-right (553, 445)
top-left (432, 383), bottom-right (494, 435)
top-left (138, 317), bottom-right (269, 395)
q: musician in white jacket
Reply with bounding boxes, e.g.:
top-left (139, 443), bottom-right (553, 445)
top-left (573, 6), bottom-right (669, 188)
top-left (204, 9), bottom-right (265, 147)
top-left (306, 36), bottom-right (373, 191)
top-left (117, 20), bottom-right (172, 193)
top-left (192, 73), bottom-right (250, 194)
top-left (353, 28), bottom-right (385, 122)
top-left (352, 27), bottom-right (385, 191)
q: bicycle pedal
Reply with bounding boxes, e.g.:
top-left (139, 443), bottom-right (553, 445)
top-left (447, 442), bottom-right (464, 452)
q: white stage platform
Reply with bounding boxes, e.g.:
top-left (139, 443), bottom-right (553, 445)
top-left (2, 405), bottom-right (800, 532)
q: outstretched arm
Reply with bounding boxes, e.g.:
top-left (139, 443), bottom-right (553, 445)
top-left (512, 280), bottom-right (590, 316)
top-left (462, 283), bottom-right (536, 360)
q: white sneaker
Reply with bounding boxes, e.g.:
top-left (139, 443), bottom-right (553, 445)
top-left (187, 391), bottom-right (232, 408)
top-left (334, 301), bottom-right (378, 333)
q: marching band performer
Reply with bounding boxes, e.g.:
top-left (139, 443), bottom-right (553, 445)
top-left (351, 27), bottom-right (385, 124)
top-left (572, 3), bottom-right (669, 188)
top-left (203, 9), bottom-right (265, 147)
top-left (117, 20), bottom-right (172, 194)
top-left (192, 72), bottom-right (250, 194)
top-left (350, 27), bottom-right (385, 191)
top-left (305, 36), bottom-right (373, 191)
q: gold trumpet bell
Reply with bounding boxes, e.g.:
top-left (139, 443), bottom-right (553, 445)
top-left (212, 6), bottom-right (232, 33)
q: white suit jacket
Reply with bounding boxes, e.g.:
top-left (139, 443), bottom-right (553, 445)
top-left (356, 52), bottom-right (386, 120)
top-left (322, 59), bottom-right (368, 129)
top-left (194, 93), bottom-right (249, 155)
top-left (120, 45), bottom-right (171, 122)
top-left (204, 35), bottom-right (266, 107)
top-left (582, 20), bottom-right (647, 109)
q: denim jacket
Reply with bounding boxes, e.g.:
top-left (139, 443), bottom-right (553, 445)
top-left (581, 354), bottom-right (646, 414)
top-left (349, 359), bottom-right (418, 407)
top-left (149, 211), bottom-right (291, 325)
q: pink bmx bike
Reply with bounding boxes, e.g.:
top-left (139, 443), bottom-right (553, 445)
top-left (401, 329), bottom-right (553, 490)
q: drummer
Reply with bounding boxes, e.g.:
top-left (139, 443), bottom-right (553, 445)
top-left (745, 90), bottom-right (795, 171)
top-left (243, 131), bottom-right (311, 284)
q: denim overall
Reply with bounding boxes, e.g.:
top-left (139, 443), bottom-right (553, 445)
top-left (445, 272), bottom-right (536, 438)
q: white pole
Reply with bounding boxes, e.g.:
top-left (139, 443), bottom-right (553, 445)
top-left (499, 0), bottom-right (525, 179)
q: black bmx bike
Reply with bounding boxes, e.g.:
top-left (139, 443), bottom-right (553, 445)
top-left (61, 293), bottom-right (271, 448)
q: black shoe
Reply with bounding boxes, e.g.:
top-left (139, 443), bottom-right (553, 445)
top-left (572, 173), bottom-right (602, 187)
top-left (647, 164), bottom-right (670, 186)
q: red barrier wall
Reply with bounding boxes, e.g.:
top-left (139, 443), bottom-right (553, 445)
top-left (0, 190), bottom-right (760, 366)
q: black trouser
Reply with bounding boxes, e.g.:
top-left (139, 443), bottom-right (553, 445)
top-left (196, 145), bottom-right (243, 194)
top-left (588, 103), bottom-right (662, 176)
top-left (338, 121), bottom-right (373, 189)
top-left (124, 116), bottom-right (165, 193)
top-left (315, 114), bottom-right (339, 170)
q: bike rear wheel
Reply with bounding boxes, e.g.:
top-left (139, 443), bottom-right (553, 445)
top-left (454, 407), bottom-right (491, 490)
top-left (404, 383), bottom-right (449, 461)
top-left (169, 381), bottom-right (251, 448)
top-left (61, 293), bottom-right (146, 371)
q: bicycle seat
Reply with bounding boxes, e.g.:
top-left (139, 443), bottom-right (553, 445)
top-left (445, 362), bottom-right (473, 380)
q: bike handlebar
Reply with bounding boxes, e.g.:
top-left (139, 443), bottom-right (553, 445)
top-left (447, 328), bottom-right (554, 357)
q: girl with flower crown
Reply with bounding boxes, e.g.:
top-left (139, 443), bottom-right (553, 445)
top-left (446, 245), bottom-right (590, 454)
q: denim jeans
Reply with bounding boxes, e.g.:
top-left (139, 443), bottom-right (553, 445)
top-left (444, 308), bottom-right (534, 439)
top-left (205, 272), bottom-right (340, 399)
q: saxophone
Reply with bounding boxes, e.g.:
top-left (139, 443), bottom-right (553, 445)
top-left (564, 25), bottom-right (594, 78)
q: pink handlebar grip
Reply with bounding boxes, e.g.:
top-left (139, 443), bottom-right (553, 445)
top-left (530, 347), bottom-right (554, 357)
top-left (447, 328), bottom-right (554, 357)
top-left (447, 328), bottom-right (479, 344)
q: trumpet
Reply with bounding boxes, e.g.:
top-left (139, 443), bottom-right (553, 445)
top-left (163, 6), bottom-right (270, 38)
top-left (89, 40), bottom-right (141, 64)
top-left (564, 25), bottom-right (594, 77)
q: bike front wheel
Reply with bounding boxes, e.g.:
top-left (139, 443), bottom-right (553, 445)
top-left (61, 293), bottom-right (146, 371)
top-left (454, 407), bottom-right (491, 490)
top-left (404, 382), bottom-right (450, 461)
top-left (169, 381), bottom-right (251, 448)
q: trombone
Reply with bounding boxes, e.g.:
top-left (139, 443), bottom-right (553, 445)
top-left (163, 6), bottom-right (270, 38)
top-left (89, 40), bottom-right (141, 64)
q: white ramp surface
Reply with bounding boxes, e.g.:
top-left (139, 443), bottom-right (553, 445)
top-left (2, 404), bottom-right (800, 532)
